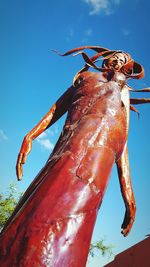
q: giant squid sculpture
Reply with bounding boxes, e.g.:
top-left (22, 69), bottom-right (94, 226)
top-left (0, 45), bottom-right (150, 267)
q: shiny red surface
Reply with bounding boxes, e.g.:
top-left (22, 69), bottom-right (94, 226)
top-left (0, 50), bottom-right (148, 266)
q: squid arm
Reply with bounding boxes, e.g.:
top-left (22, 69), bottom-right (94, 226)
top-left (116, 143), bottom-right (136, 237)
top-left (130, 105), bottom-right (140, 119)
top-left (130, 87), bottom-right (150, 105)
top-left (16, 86), bottom-right (74, 180)
top-left (2, 87), bottom-right (74, 233)
top-left (129, 88), bottom-right (150, 116)
top-left (130, 98), bottom-right (150, 105)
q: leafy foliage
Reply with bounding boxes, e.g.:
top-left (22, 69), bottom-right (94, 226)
top-left (89, 238), bottom-right (113, 258)
top-left (0, 183), bottom-right (22, 231)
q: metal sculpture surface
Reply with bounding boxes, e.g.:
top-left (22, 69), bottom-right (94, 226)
top-left (0, 45), bottom-right (150, 267)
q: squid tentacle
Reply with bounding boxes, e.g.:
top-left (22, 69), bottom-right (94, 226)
top-left (73, 51), bottom-right (111, 72)
top-left (130, 87), bottom-right (150, 108)
top-left (130, 105), bottom-right (140, 119)
top-left (130, 98), bottom-right (150, 105)
top-left (52, 45), bottom-right (110, 57)
top-left (131, 88), bottom-right (150, 93)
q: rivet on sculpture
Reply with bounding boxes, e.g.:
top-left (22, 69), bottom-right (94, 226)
top-left (0, 45), bottom-right (150, 267)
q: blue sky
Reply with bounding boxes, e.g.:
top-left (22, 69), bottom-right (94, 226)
top-left (0, 0), bottom-right (150, 266)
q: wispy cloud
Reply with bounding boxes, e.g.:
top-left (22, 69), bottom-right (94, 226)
top-left (47, 125), bottom-right (58, 136)
top-left (0, 129), bottom-right (8, 142)
top-left (83, 0), bottom-right (121, 15)
top-left (66, 25), bottom-right (93, 43)
top-left (114, 0), bottom-right (120, 4)
top-left (85, 28), bottom-right (93, 36)
top-left (37, 132), bottom-right (54, 151)
top-left (122, 29), bottom-right (131, 36)
top-left (81, 27), bottom-right (93, 44)
top-left (66, 27), bottom-right (75, 41)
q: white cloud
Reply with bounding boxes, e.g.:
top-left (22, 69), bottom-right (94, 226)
top-left (114, 0), bottom-right (120, 4)
top-left (81, 28), bottom-right (93, 43)
top-left (37, 138), bottom-right (54, 150)
top-left (66, 27), bottom-right (74, 41)
top-left (83, 0), bottom-right (121, 15)
top-left (0, 129), bottom-right (8, 142)
top-left (37, 132), bottom-right (54, 151)
top-left (122, 29), bottom-right (131, 36)
top-left (85, 28), bottom-right (93, 36)
top-left (69, 28), bottom-right (74, 38)
top-left (38, 132), bottom-right (47, 139)
top-left (47, 125), bottom-right (58, 136)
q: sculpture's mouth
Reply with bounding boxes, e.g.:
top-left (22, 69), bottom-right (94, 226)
top-left (110, 63), bottom-right (120, 70)
top-left (107, 53), bottom-right (127, 71)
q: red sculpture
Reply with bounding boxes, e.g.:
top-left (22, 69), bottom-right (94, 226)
top-left (0, 46), bottom-right (150, 267)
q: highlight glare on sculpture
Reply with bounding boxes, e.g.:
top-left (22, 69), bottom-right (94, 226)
top-left (0, 45), bottom-right (150, 267)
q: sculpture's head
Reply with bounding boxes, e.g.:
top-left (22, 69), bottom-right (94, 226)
top-left (102, 51), bottom-right (144, 79)
top-left (54, 45), bottom-right (144, 80)
top-left (102, 52), bottom-right (129, 71)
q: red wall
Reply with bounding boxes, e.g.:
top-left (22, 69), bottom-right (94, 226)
top-left (104, 237), bottom-right (150, 267)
